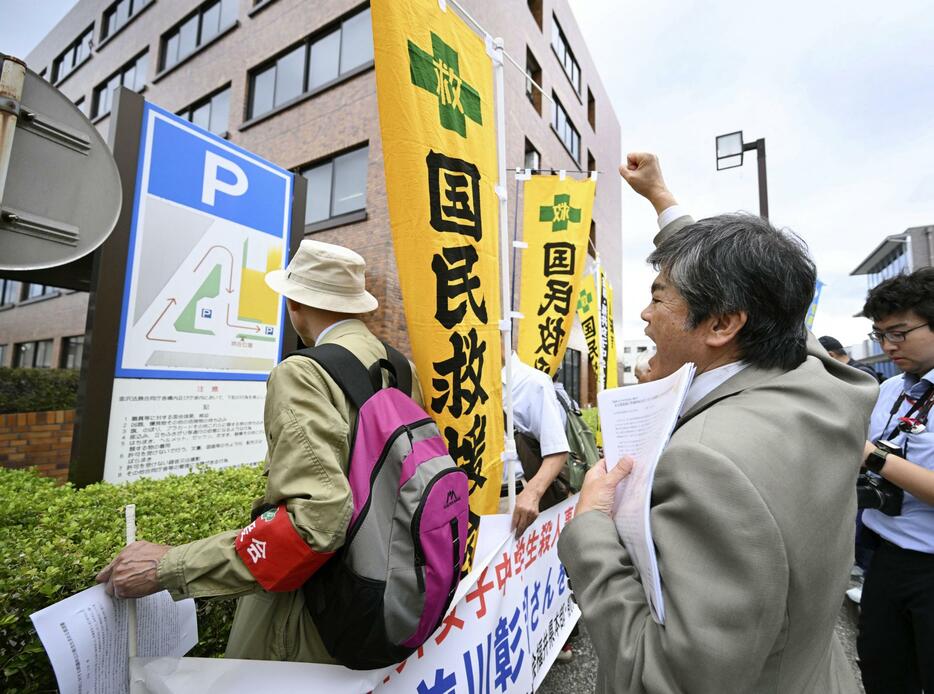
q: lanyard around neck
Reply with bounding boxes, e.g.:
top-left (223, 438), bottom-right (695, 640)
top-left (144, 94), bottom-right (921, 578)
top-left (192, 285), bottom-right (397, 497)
top-left (881, 384), bottom-right (934, 443)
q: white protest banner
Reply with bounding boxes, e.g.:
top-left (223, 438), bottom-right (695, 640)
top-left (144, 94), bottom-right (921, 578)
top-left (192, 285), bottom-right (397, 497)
top-left (129, 499), bottom-right (581, 693)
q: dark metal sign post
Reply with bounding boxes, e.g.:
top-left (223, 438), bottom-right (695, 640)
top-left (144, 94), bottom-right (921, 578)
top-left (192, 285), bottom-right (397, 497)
top-left (714, 130), bottom-right (769, 220)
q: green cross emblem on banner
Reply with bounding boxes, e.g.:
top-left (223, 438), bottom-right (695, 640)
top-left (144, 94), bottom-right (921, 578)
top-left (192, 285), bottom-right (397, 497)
top-left (577, 288), bottom-right (593, 313)
top-left (539, 193), bottom-right (582, 232)
top-left (408, 32), bottom-right (483, 138)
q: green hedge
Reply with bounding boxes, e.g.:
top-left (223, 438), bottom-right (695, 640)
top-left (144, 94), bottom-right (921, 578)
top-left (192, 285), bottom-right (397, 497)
top-left (0, 368), bottom-right (80, 414)
top-left (0, 464), bottom-right (265, 693)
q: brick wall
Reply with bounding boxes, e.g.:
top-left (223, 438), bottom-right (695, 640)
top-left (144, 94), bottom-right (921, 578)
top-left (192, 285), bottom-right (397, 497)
top-left (0, 410), bottom-right (75, 482)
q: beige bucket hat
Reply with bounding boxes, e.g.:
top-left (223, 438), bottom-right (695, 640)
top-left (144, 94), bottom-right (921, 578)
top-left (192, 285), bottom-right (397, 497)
top-left (265, 239), bottom-right (378, 313)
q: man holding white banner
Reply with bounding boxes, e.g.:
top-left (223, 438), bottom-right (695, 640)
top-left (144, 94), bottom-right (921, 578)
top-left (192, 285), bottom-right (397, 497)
top-left (558, 153), bottom-right (877, 693)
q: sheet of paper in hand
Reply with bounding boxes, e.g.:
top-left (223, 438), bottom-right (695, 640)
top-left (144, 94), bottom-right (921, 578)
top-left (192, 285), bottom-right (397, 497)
top-left (597, 363), bottom-right (695, 623)
top-left (30, 584), bottom-right (197, 694)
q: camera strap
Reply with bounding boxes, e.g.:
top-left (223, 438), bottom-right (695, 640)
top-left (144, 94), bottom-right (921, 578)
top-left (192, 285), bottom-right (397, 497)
top-left (904, 385), bottom-right (934, 431)
top-left (881, 383), bottom-right (934, 443)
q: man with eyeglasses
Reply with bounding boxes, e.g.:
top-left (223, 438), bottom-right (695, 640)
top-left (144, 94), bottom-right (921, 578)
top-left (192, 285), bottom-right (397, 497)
top-left (856, 267), bottom-right (934, 694)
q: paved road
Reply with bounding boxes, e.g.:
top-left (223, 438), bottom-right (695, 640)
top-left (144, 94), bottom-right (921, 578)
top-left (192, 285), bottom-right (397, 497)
top-left (539, 583), bottom-right (865, 693)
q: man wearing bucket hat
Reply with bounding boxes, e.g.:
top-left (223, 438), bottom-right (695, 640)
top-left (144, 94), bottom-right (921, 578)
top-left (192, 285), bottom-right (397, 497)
top-left (97, 239), bottom-right (423, 662)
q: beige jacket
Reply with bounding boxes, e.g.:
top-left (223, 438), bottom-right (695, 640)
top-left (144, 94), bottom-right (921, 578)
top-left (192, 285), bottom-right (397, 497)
top-left (557, 215), bottom-right (878, 693)
top-left (157, 319), bottom-right (423, 662)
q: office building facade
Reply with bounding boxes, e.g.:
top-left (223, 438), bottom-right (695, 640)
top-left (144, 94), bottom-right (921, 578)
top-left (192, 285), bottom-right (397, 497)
top-left (3, 0), bottom-right (622, 404)
top-left (620, 338), bottom-right (654, 385)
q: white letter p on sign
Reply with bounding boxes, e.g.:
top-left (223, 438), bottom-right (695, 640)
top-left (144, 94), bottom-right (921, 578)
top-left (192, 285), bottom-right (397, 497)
top-left (202, 151), bottom-right (248, 206)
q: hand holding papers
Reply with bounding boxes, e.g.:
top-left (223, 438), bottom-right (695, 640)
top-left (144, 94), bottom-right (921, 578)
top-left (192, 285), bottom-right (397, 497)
top-left (31, 505), bottom-right (196, 694)
top-left (597, 363), bottom-right (695, 624)
top-left (30, 585), bottom-right (197, 694)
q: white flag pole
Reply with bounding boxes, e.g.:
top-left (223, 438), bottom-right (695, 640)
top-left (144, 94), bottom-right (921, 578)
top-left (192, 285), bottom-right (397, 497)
top-left (447, 0), bottom-right (521, 515)
top-left (125, 504), bottom-right (138, 665)
top-left (491, 36), bottom-right (519, 514)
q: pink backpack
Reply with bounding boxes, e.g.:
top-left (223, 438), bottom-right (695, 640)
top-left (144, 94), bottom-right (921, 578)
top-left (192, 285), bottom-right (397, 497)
top-left (294, 343), bottom-right (468, 669)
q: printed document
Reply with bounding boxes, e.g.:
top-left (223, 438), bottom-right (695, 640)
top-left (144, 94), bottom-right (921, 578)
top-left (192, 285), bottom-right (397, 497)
top-left (30, 584), bottom-right (197, 694)
top-left (597, 363), bottom-right (695, 623)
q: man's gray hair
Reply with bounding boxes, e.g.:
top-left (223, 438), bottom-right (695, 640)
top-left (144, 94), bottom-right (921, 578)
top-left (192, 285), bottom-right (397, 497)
top-left (647, 214), bottom-right (816, 371)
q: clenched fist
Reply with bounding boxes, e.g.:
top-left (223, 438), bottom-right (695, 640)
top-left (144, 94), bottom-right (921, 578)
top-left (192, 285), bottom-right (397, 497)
top-left (619, 152), bottom-right (677, 214)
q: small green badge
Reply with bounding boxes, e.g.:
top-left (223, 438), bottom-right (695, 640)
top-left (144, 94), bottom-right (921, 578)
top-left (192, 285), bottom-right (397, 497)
top-left (539, 193), bottom-right (582, 232)
top-left (577, 288), bottom-right (593, 313)
top-left (408, 32), bottom-right (482, 138)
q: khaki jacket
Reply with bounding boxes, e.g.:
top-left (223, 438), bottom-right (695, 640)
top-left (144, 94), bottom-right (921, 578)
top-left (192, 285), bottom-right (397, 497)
top-left (157, 319), bottom-right (423, 662)
top-left (557, 216), bottom-right (878, 693)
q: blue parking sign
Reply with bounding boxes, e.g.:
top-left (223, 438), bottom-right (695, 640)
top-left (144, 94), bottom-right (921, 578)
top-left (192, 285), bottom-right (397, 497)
top-left (115, 102), bottom-right (293, 380)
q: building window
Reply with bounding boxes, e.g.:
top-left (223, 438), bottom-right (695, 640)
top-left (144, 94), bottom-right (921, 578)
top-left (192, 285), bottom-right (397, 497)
top-left (623, 346), bottom-right (631, 354)
top-left (248, 5), bottom-right (373, 120)
top-left (551, 16), bottom-right (581, 94)
top-left (525, 48), bottom-right (541, 114)
top-left (52, 25), bottom-right (94, 83)
top-left (0, 344), bottom-right (6, 366)
top-left (101, 0), bottom-right (151, 41)
top-left (61, 335), bottom-right (85, 369)
top-left (556, 348), bottom-right (582, 403)
top-left (587, 149), bottom-right (595, 174)
top-left (527, 0), bottom-right (543, 29)
top-left (551, 93), bottom-right (580, 162)
top-left (92, 51), bottom-right (148, 118)
top-left (25, 283), bottom-right (57, 300)
top-left (589, 220), bottom-right (596, 257)
top-left (14, 340), bottom-right (54, 368)
top-left (1, 279), bottom-right (21, 305)
top-left (300, 144), bottom-right (368, 226)
top-left (161, 0), bottom-right (238, 72)
top-left (75, 96), bottom-right (88, 116)
top-left (587, 87), bottom-right (596, 129)
top-left (524, 138), bottom-right (541, 171)
top-left (178, 85), bottom-right (230, 135)
top-left (637, 346), bottom-right (648, 353)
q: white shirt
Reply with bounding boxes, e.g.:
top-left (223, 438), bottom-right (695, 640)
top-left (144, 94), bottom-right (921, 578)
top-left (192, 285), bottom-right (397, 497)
top-left (657, 204), bottom-right (688, 230)
top-left (315, 318), bottom-right (355, 344)
top-left (680, 361), bottom-right (748, 416)
top-left (502, 353), bottom-right (570, 481)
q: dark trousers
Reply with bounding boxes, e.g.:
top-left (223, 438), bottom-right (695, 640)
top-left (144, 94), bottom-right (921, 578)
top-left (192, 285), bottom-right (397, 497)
top-left (855, 510), bottom-right (877, 570)
top-left (857, 539), bottom-right (934, 694)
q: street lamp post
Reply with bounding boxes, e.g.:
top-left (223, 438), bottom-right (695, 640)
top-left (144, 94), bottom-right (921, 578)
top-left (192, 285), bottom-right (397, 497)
top-left (715, 131), bottom-right (769, 219)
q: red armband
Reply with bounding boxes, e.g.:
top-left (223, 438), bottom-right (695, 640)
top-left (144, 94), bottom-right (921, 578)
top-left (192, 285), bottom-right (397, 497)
top-left (234, 504), bottom-right (334, 592)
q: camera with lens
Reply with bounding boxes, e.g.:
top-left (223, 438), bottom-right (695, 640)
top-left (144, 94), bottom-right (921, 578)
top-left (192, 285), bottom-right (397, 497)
top-left (857, 440), bottom-right (904, 516)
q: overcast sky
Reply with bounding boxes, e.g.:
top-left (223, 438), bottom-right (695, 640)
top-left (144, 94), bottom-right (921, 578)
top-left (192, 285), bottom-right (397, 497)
top-left (4, 0), bottom-right (933, 351)
top-left (568, 0), bottom-right (934, 351)
top-left (0, 0), bottom-right (76, 57)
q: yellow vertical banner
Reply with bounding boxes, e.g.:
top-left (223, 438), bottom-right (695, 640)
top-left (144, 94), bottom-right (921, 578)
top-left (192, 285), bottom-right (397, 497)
top-left (576, 271), bottom-right (602, 387)
top-left (601, 268), bottom-right (618, 389)
top-left (576, 267), bottom-right (617, 390)
top-left (371, 0), bottom-right (504, 555)
top-left (516, 175), bottom-right (596, 375)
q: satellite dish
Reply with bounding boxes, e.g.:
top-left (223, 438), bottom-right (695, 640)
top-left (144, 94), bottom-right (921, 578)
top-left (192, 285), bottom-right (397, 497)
top-left (0, 55), bottom-right (122, 271)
